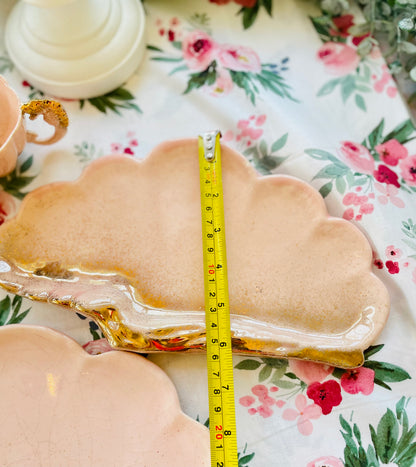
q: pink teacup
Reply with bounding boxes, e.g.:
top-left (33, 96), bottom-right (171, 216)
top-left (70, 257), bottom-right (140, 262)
top-left (0, 76), bottom-right (68, 176)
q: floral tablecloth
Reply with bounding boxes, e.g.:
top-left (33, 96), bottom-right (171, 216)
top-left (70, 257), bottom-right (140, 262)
top-left (1, 0), bottom-right (416, 466)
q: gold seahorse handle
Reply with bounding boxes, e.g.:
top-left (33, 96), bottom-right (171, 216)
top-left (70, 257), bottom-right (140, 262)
top-left (21, 99), bottom-right (69, 145)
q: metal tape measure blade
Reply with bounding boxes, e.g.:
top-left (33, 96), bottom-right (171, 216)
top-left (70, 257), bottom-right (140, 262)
top-left (198, 132), bottom-right (238, 467)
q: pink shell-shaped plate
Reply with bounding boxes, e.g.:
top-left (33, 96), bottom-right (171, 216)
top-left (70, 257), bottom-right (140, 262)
top-left (0, 139), bottom-right (390, 368)
top-left (0, 325), bottom-right (210, 466)
top-left (0, 76), bottom-right (26, 176)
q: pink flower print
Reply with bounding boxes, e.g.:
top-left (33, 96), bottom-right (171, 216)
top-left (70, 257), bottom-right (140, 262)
top-left (317, 42), bottom-right (360, 76)
top-left (82, 338), bottom-right (113, 355)
top-left (182, 30), bottom-right (217, 72)
top-left (342, 192), bottom-right (374, 221)
top-left (374, 69), bottom-right (391, 94)
top-left (288, 360), bottom-right (333, 385)
top-left (255, 114), bottom-right (266, 126)
top-left (372, 66), bottom-right (398, 98)
top-left (340, 367), bottom-right (375, 395)
top-left (236, 119), bottom-right (263, 141)
top-left (257, 404), bottom-right (274, 418)
top-left (251, 384), bottom-right (275, 406)
top-left (282, 394), bottom-right (322, 436)
top-left (359, 203), bottom-right (374, 214)
top-left (387, 86), bottom-right (397, 98)
top-left (340, 141), bottom-right (375, 174)
top-left (124, 147), bottom-right (134, 155)
top-left (0, 190), bottom-right (16, 226)
top-left (130, 139), bottom-right (138, 147)
top-left (375, 139), bottom-right (408, 166)
top-left (222, 130), bottom-right (234, 142)
top-left (307, 456), bottom-right (344, 467)
top-left (218, 44), bottom-right (261, 73)
top-left (306, 380), bottom-right (342, 415)
top-left (386, 260), bottom-right (400, 274)
top-left (373, 165), bottom-right (400, 188)
top-left (385, 245), bottom-right (402, 260)
top-left (110, 143), bottom-right (123, 153)
top-left (208, 68), bottom-right (234, 96)
top-left (239, 395), bottom-right (255, 407)
top-left (239, 384), bottom-right (278, 418)
top-left (342, 208), bottom-right (354, 221)
top-left (374, 182), bottom-right (405, 208)
top-left (399, 155), bottom-right (416, 186)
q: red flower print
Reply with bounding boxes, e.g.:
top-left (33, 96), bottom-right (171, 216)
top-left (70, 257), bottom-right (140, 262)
top-left (352, 32), bottom-right (370, 46)
top-left (209, 0), bottom-right (231, 3)
top-left (234, 0), bottom-right (257, 7)
top-left (385, 260), bottom-right (399, 274)
top-left (306, 380), bottom-right (342, 415)
top-left (168, 30), bottom-right (175, 41)
top-left (0, 191), bottom-right (16, 226)
top-left (375, 139), bottom-right (408, 166)
top-left (399, 155), bottom-right (416, 186)
top-left (124, 147), bottom-right (134, 155)
top-left (331, 14), bottom-right (354, 37)
top-left (373, 165), bottom-right (400, 188)
top-left (374, 258), bottom-right (383, 269)
top-left (340, 367), bottom-right (375, 395)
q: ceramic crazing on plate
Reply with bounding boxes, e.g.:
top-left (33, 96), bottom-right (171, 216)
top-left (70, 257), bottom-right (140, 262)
top-left (0, 140), bottom-right (390, 367)
top-left (0, 325), bottom-right (210, 467)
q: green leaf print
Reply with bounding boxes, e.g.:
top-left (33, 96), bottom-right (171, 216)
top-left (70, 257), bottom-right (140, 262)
top-left (80, 86), bottom-right (142, 115)
top-left (339, 399), bottom-right (416, 467)
top-left (243, 135), bottom-right (289, 175)
top-left (235, 359), bottom-right (262, 370)
top-left (355, 94), bottom-right (366, 111)
top-left (237, 0), bottom-right (272, 30)
top-left (0, 295), bottom-right (31, 326)
top-left (238, 443), bottom-right (255, 466)
top-left (0, 154), bottom-right (36, 199)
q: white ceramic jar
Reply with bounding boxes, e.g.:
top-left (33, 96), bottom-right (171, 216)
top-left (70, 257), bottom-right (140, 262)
top-left (5, 0), bottom-right (146, 99)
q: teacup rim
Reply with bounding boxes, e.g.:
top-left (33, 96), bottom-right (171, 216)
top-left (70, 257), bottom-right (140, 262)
top-left (0, 75), bottom-right (23, 151)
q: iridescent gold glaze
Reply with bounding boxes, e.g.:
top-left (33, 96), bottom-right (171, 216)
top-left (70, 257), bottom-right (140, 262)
top-left (21, 99), bottom-right (68, 145)
top-left (0, 140), bottom-right (390, 367)
top-left (0, 76), bottom-right (68, 176)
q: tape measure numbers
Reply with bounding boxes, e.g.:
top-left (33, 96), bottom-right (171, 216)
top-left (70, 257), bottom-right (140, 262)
top-left (198, 131), bottom-right (238, 467)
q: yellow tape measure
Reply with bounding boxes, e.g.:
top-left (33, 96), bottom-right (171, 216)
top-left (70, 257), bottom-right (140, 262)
top-left (198, 131), bottom-right (238, 467)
